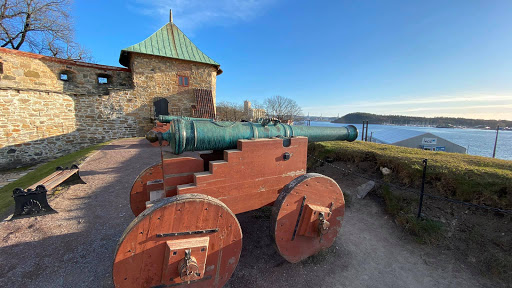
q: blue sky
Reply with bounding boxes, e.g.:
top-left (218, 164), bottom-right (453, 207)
top-left (72, 0), bottom-right (512, 120)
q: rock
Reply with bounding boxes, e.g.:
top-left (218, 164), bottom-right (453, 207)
top-left (25, 70), bottom-right (41, 78)
top-left (2, 75), bottom-right (16, 80)
top-left (24, 70), bottom-right (40, 78)
top-left (380, 167), bottom-right (392, 175)
top-left (356, 180), bottom-right (375, 199)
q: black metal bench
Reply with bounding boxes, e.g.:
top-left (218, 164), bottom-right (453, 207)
top-left (11, 165), bottom-right (85, 220)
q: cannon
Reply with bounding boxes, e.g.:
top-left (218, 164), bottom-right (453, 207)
top-left (113, 119), bottom-right (358, 288)
top-left (147, 118), bottom-right (358, 154)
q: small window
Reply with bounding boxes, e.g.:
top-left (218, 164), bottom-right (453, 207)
top-left (178, 75), bottom-right (189, 87)
top-left (59, 70), bottom-right (72, 81)
top-left (0, 62), bottom-right (3, 74)
top-left (97, 74), bottom-right (111, 84)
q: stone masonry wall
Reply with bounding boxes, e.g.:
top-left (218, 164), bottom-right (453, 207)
top-left (0, 49), bottom-right (138, 169)
top-left (0, 90), bottom-right (139, 168)
top-left (0, 48), bottom-right (218, 169)
top-left (0, 48), bottom-right (133, 94)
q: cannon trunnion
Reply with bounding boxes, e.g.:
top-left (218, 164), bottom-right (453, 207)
top-left (113, 120), bottom-right (356, 288)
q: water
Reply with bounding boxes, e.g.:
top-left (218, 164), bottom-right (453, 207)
top-left (299, 121), bottom-right (512, 161)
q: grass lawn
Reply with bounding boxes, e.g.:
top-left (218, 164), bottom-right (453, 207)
top-left (309, 141), bottom-right (512, 210)
top-left (0, 142), bottom-right (110, 215)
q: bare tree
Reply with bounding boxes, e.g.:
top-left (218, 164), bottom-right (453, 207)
top-left (264, 95), bottom-right (302, 122)
top-left (216, 101), bottom-right (245, 121)
top-left (249, 99), bottom-right (265, 110)
top-left (0, 0), bottom-right (92, 61)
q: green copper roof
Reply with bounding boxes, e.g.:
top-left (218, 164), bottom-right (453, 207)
top-left (119, 22), bottom-right (220, 69)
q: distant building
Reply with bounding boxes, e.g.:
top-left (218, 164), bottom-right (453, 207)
top-left (243, 100), bottom-right (266, 121)
top-left (370, 128), bottom-right (467, 154)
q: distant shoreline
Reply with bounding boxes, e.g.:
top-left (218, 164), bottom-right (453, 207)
top-left (326, 112), bottom-right (512, 130)
top-left (328, 122), bottom-right (512, 131)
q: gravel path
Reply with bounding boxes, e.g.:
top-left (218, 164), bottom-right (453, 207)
top-left (0, 139), bottom-right (498, 288)
top-left (0, 138), bottom-right (161, 288)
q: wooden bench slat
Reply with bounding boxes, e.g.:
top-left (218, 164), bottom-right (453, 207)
top-left (28, 169), bottom-right (79, 191)
top-left (43, 169), bottom-right (78, 191)
top-left (28, 171), bottom-right (66, 190)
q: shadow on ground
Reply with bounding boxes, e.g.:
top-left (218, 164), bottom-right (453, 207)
top-left (0, 139), bottom-right (502, 288)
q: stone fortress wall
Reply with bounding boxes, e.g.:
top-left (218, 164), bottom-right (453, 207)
top-left (0, 47), bottom-right (217, 169)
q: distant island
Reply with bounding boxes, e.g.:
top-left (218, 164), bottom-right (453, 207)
top-left (331, 112), bottom-right (512, 129)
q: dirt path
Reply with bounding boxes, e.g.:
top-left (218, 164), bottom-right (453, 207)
top-left (0, 139), bottom-right (498, 287)
top-left (0, 139), bottom-right (160, 288)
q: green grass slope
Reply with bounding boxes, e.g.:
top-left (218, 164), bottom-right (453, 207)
top-left (309, 141), bottom-right (512, 210)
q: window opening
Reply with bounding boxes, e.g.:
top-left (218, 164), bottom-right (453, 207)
top-left (59, 70), bottom-right (73, 81)
top-left (178, 75), bottom-right (189, 87)
top-left (97, 74), bottom-right (111, 84)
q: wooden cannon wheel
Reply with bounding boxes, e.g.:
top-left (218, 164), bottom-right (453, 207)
top-left (113, 194), bottom-right (243, 288)
top-left (271, 173), bottom-right (345, 263)
top-left (129, 163), bottom-right (163, 216)
top-left (129, 157), bottom-right (204, 217)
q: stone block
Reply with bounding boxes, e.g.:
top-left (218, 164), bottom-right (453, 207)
top-left (24, 70), bottom-right (40, 78)
top-left (356, 181), bottom-right (375, 199)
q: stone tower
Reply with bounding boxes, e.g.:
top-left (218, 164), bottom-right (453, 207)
top-left (119, 10), bottom-right (222, 127)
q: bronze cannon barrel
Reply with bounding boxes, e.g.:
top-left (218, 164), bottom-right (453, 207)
top-left (147, 119), bottom-right (358, 154)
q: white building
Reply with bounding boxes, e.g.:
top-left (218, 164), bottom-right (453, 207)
top-left (244, 100), bottom-right (266, 121)
top-left (370, 128), bottom-right (467, 154)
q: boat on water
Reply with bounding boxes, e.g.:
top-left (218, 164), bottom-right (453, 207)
top-left (435, 124), bottom-right (455, 128)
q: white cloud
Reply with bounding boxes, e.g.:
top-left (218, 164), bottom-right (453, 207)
top-left (129, 0), bottom-right (276, 33)
top-left (302, 94), bottom-right (512, 120)
top-left (304, 94), bottom-right (512, 110)
top-left (403, 104), bottom-right (512, 112)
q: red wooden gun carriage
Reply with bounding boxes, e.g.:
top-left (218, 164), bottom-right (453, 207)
top-left (113, 118), bottom-right (358, 287)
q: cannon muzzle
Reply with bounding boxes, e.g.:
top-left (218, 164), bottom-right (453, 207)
top-left (146, 130), bottom-right (160, 143)
top-left (147, 119), bottom-right (358, 154)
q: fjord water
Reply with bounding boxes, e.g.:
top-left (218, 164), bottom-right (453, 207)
top-left (301, 121), bottom-right (512, 161)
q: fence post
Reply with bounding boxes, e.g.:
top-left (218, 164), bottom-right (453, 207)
top-left (492, 125), bottom-right (499, 158)
top-left (417, 159), bottom-right (428, 219)
top-left (361, 121), bottom-right (366, 141)
top-left (365, 120), bottom-right (369, 142)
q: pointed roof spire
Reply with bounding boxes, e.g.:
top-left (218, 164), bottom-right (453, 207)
top-left (119, 11), bottom-right (221, 74)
